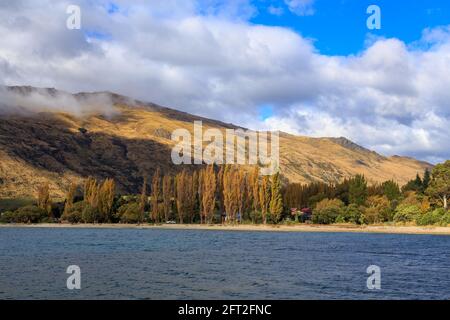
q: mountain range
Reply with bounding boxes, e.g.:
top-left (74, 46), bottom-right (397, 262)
top-left (0, 86), bottom-right (431, 199)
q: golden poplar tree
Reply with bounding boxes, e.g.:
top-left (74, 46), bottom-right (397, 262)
top-left (250, 167), bottom-right (260, 216)
top-left (269, 172), bottom-right (283, 223)
top-left (217, 165), bottom-right (225, 216)
top-left (162, 175), bottom-right (172, 222)
top-left (202, 165), bottom-right (216, 224)
top-left (185, 172), bottom-right (195, 223)
top-left (259, 175), bottom-right (271, 224)
top-left (198, 169), bottom-right (204, 223)
top-left (192, 170), bottom-right (200, 222)
top-left (98, 178), bottom-right (115, 222)
top-left (63, 182), bottom-right (77, 216)
top-left (175, 170), bottom-right (187, 223)
top-left (138, 177), bottom-right (147, 224)
top-left (175, 169), bottom-right (193, 223)
top-left (84, 177), bottom-right (99, 209)
top-left (245, 170), bottom-right (254, 218)
top-left (83, 177), bottom-right (100, 223)
top-left (223, 166), bottom-right (239, 223)
top-left (151, 168), bottom-right (161, 223)
top-left (222, 166), bottom-right (232, 223)
top-left (37, 182), bottom-right (52, 216)
top-left (235, 169), bottom-right (246, 223)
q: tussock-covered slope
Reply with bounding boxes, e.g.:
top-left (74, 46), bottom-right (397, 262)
top-left (0, 87), bottom-right (431, 199)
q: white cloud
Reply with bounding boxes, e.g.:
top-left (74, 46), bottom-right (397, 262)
top-left (0, 0), bottom-right (449, 163)
top-left (0, 86), bottom-right (116, 117)
top-left (268, 6), bottom-right (284, 16)
top-left (284, 0), bottom-right (315, 16)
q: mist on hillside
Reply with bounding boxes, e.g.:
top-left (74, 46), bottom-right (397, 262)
top-left (0, 86), bottom-right (118, 117)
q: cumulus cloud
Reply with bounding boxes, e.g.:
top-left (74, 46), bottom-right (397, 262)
top-left (0, 0), bottom-right (449, 163)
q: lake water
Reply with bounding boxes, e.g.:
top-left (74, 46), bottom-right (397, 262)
top-left (0, 227), bottom-right (449, 300)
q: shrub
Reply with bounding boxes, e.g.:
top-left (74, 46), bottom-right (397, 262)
top-left (440, 211), bottom-right (450, 226)
top-left (81, 204), bottom-right (99, 223)
top-left (420, 197), bottom-right (431, 214)
top-left (117, 203), bottom-right (141, 223)
top-left (393, 204), bottom-right (421, 223)
top-left (0, 205), bottom-right (48, 224)
top-left (0, 198), bottom-right (35, 213)
top-left (17, 205), bottom-right (48, 223)
top-left (362, 207), bottom-right (380, 224)
top-left (249, 210), bottom-right (262, 224)
top-left (312, 199), bottom-right (345, 224)
top-left (282, 218), bottom-right (296, 226)
top-left (416, 208), bottom-right (446, 226)
top-left (0, 211), bottom-right (16, 223)
top-left (336, 204), bottom-right (363, 224)
top-left (61, 201), bottom-right (84, 224)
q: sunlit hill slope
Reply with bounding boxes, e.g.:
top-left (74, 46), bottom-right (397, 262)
top-left (0, 87), bottom-right (431, 199)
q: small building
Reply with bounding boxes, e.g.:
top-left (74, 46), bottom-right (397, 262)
top-left (291, 207), bottom-right (313, 223)
top-left (299, 208), bottom-right (312, 223)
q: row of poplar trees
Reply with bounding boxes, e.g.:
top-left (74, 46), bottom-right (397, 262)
top-left (142, 165), bottom-right (284, 224)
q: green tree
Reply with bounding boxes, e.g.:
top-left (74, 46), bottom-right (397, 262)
top-left (402, 174), bottom-right (423, 193)
top-left (81, 204), bottom-right (97, 223)
top-left (416, 208), bottom-right (447, 226)
top-left (393, 204), bottom-right (421, 223)
top-left (1, 205), bottom-right (47, 224)
top-left (382, 180), bottom-right (401, 201)
top-left (426, 161), bottom-right (450, 210)
top-left (340, 204), bottom-right (363, 224)
top-left (422, 169), bottom-right (431, 193)
top-left (312, 198), bottom-right (345, 224)
top-left (61, 201), bottom-right (84, 224)
top-left (117, 203), bottom-right (141, 223)
top-left (349, 175), bottom-right (368, 206)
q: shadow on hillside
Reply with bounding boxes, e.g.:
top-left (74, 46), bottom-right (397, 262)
top-left (0, 114), bottom-right (200, 194)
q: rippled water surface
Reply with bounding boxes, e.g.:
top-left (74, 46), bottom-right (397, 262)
top-left (0, 227), bottom-right (449, 299)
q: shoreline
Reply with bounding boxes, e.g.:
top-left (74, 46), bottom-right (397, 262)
top-left (1, 223), bottom-right (450, 236)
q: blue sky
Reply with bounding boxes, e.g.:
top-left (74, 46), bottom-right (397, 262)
top-left (250, 0), bottom-right (450, 55)
top-left (99, 0), bottom-right (450, 55)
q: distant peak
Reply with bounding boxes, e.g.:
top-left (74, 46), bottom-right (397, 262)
top-left (328, 137), bottom-right (379, 155)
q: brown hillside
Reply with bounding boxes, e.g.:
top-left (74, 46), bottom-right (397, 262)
top-left (0, 87), bottom-right (432, 199)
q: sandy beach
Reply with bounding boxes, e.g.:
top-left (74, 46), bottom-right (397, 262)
top-left (1, 223), bottom-right (450, 235)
